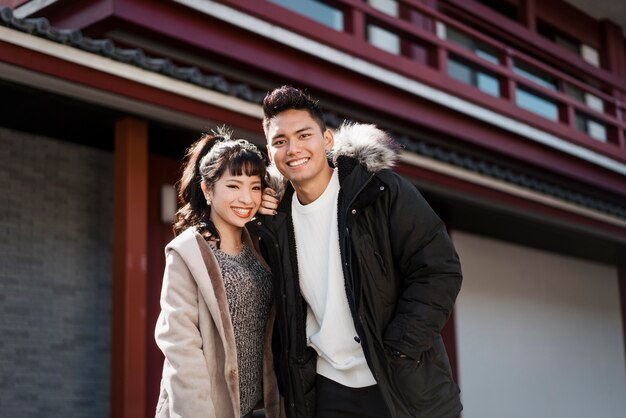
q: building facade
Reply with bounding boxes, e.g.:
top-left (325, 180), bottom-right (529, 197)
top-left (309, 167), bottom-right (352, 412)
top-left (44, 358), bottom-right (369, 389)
top-left (0, 1), bottom-right (625, 417)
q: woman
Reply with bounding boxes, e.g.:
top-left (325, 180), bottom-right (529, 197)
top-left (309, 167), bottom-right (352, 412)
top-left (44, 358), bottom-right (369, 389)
top-left (155, 131), bottom-right (283, 418)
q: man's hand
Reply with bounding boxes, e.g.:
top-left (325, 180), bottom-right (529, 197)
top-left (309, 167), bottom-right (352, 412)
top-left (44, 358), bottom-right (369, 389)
top-left (258, 188), bottom-right (279, 216)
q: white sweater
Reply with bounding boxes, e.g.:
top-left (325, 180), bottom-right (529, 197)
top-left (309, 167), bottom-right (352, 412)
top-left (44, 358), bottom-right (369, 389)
top-left (291, 169), bottom-right (376, 388)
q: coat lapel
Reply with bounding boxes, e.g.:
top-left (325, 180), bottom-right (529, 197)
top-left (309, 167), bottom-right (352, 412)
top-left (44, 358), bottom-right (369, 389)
top-left (192, 232), bottom-right (241, 415)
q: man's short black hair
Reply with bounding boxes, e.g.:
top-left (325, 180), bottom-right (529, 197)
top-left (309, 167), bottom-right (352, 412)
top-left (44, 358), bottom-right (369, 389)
top-left (262, 85), bottom-right (326, 134)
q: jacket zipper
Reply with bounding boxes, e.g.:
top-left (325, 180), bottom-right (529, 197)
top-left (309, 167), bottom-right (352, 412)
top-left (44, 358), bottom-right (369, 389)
top-left (340, 174), bottom-right (377, 376)
top-left (255, 221), bottom-right (300, 416)
top-left (285, 215), bottom-right (308, 361)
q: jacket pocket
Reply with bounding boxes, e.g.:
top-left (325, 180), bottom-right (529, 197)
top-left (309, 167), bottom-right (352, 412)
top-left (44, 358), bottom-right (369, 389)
top-left (294, 347), bottom-right (317, 417)
top-left (386, 349), bottom-right (452, 415)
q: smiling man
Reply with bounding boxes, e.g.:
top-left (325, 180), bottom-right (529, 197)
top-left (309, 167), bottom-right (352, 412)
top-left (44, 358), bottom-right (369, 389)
top-left (252, 86), bottom-right (463, 418)
top-left (265, 107), bottom-right (333, 204)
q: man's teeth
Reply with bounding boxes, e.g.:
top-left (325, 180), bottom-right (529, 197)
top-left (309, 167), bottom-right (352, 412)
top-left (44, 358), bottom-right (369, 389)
top-left (288, 158), bottom-right (308, 167)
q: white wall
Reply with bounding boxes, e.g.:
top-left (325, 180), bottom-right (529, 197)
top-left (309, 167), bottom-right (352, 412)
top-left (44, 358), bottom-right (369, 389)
top-left (452, 231), bottom-right (626, 418)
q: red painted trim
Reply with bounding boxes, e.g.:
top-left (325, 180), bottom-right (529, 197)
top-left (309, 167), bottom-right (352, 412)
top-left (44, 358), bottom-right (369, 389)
top-left (111, 118), bottom-right (148, 418)
top-left (224, 0), bottom-right (626, 127)
top-left (34, 1), bottom-right (626, 159)
top-left (1, 35), bottom-right (625, 199)
top-left (441, 0), bottom-right (623, 88)
top-left (27, 0), bottom-right (626, 144)
top-left (0, 0), bottom-right (30, 7)
top-left (345, 6), bottom-right (365, 38)
top-left (534, 0), bottom-right (600, 49)
top-left (395, 162), bottom-right (626, 241)
top-left (33, 0), bottom-right (115, 29)
top-left (602, 21), bottom-right (626, 81)
top-left (519, 0), bottom-right (536, 32)
top-left (103, 2), bottom-right (626, 156)
top-left (0, 39), bottom-right (261, 131)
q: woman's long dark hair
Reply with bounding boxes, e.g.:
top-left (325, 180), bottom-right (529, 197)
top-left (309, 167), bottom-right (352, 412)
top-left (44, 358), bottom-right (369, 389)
top-left (173, 130), bottom-right (267, 241)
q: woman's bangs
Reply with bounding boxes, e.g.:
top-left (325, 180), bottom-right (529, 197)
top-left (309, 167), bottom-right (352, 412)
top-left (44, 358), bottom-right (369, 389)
top-left (226, 152), bottom-right (266, 178)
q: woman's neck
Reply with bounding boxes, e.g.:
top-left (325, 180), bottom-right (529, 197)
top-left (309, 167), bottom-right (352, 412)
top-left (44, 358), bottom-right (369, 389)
top-left (210, 222), bottom-right (244, 256)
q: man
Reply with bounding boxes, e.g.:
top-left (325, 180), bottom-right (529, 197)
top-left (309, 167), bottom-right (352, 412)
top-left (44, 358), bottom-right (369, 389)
top-left (252, 85), bottom-right (463, 418)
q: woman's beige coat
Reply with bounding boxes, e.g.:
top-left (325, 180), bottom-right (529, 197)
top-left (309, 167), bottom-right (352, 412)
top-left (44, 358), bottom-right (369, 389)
top-left (155, 227), bottom-right (283, 418)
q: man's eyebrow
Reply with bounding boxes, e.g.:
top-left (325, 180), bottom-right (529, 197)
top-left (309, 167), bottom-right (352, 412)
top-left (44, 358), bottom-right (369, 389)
top-left (271, 126), bottom-right (313, 141)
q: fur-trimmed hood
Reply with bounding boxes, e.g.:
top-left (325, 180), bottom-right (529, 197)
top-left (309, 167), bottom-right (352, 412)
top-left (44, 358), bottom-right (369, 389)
top-left (330, 122), bottom-right (400, 171)
top-left (265, 122), bottom-right (400, 199)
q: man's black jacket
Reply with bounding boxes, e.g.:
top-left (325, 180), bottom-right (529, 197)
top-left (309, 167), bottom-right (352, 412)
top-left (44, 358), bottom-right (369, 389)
top-left (249, 123), bottom-right (463, 418)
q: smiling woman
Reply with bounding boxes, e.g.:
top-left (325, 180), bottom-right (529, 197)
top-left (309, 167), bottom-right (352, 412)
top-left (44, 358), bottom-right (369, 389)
top-left (197, 138), bottom-right (265, 254)
top-left (154, 131), bottom-right (284, 418)
top-left (205, 171), bottom-right (263, 234)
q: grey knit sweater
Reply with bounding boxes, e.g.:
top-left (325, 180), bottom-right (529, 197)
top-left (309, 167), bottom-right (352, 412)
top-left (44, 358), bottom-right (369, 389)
top-left (213, 244), bottom-right (273, 417)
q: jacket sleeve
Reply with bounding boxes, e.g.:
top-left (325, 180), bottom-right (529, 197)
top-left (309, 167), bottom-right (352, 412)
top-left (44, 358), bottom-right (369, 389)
top-left (155, 249), bottom-right (216, 417)
top-left (382, 174), bottom-right (462, 359)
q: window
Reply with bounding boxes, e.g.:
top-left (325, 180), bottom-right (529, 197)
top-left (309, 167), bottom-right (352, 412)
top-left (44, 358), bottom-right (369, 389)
top-left (448, 56), bottom-right (500, 97)
top-left (565, 84), bottom-right (604, 113)
top-left (575, 112), bottom-right (607, 142)
top-left (513, 60), bottom-right (557, 91)
top-left (438, 24), bottom-right (499, 64)
top-left (367, 24), bottom-right (400, 54)
top-left (580, 45), bottom-right (600, 67)
top-left (516, 87), bottom-right (559, 121)
top-left (537, 20), bottom-right (579, 55)
top-left (367, 0), bottom-right (398, 17)
top-left (537, 20), bottom-right (600, 67)
top-left (268, 0), bottom-right (344, 31)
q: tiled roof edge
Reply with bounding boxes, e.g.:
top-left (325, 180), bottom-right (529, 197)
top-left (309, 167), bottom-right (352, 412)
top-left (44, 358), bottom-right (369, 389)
top-left (394, 135), bottom-right (626, 220)
top-left (0, 6), bottom-right (267, 103)
top-left (1, 6), bottom-right (625, 221)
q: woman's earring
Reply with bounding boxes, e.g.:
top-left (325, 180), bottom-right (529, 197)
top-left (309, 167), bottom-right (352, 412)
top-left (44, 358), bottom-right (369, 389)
top-left (206, 199), bottom-right (211, 206)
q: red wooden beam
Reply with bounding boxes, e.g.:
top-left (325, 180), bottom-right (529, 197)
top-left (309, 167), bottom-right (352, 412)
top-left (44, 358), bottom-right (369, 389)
top-left (30, 0), bottom-right (115, 30)
top-left (0, 0), bottom-right (30, 7)
top-left (395, 161), bottom-right (626, 240)
top-left (111, 117), bottom-right (149, 418)
top-left (101, 4), bottom-right (626, 180)
top-left (2, 34), bottom-right (625, 198)
top-left (601, 20), bottom-right (626, 81)
top-left (519, 0), bottom-right (537, 32)
top-left (0, 38), bottom-right (261, 131)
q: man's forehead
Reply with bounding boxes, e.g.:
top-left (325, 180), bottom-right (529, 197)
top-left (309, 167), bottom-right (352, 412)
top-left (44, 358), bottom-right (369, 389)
top-left (267, 111), bottom-right (319, 133)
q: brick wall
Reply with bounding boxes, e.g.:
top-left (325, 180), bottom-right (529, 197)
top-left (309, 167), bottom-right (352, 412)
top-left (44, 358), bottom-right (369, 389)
top-left (0, 127), bottom-right (113, 418)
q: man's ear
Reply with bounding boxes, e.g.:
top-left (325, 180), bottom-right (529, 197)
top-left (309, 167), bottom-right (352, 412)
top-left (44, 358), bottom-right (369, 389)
top-left (266, 144), bottom-right (274, 163)
top-left (323, 129), bottom-right (334, 151)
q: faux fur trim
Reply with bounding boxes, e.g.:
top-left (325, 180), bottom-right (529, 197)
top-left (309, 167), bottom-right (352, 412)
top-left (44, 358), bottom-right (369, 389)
top-left (330, 122), bottom-right (400, 172)
top-left (265, 122), bottom-right (400, 199)
top-left (265, 164), bottom-right (288, 202)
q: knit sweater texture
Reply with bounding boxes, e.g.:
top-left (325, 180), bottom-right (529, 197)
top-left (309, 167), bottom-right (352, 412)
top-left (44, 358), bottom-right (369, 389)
top-left (213, 244), bottom-right (273, 416)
